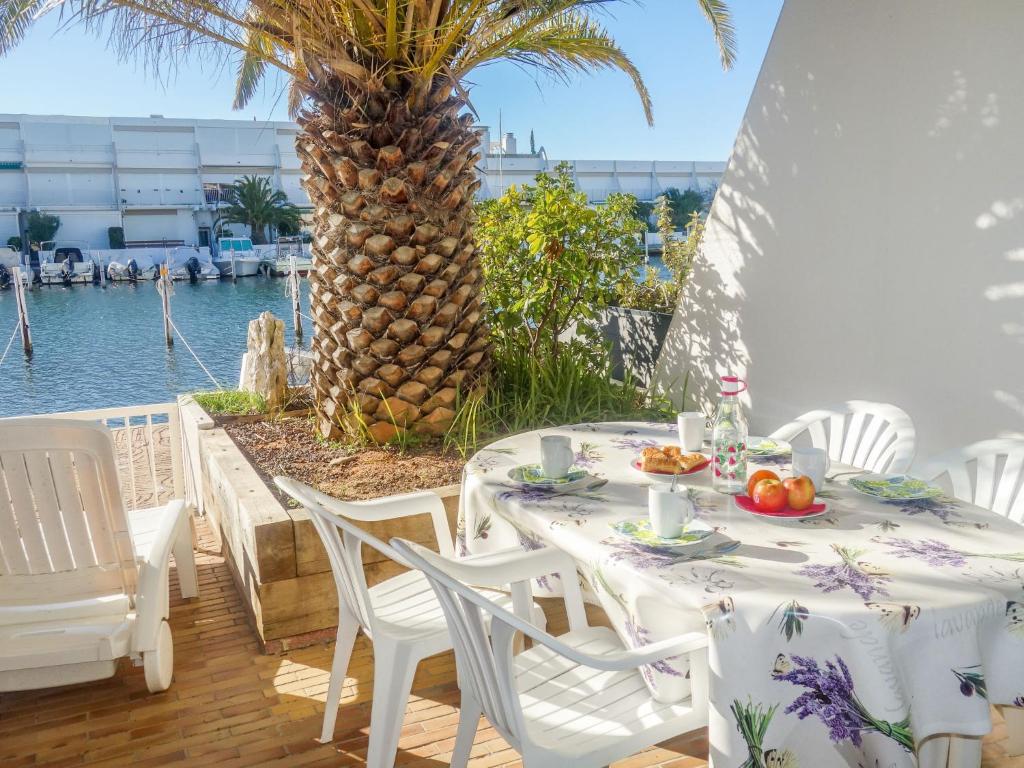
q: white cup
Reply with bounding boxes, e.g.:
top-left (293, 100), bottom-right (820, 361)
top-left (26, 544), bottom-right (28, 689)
top-left (649, 486), bottom-right (695, 538)
top-left (793, 447), bottom-right (830, 490)
top-left (677, 412), bottom-right (706, 451)
top-left (540, 435), bottom-right (574, 479)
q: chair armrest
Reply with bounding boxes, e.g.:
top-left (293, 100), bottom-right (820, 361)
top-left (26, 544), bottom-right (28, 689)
top-left (134, 500), bottom-right (187, 652)
top-left (572, 631), bottom-right (708, 672)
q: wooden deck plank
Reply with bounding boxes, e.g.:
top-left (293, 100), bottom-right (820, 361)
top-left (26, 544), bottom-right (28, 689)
top-left (0, 517), bottom-right (1018, 767)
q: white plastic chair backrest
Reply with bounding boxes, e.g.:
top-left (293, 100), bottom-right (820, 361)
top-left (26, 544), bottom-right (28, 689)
top-left (273, 476), bottom-right (451, 636)
top-left (922, 439), bottom-right (1024, 523)
top-left (390, 537), bottom-right (541, 751)
top-left (0, 418), bottom-right (137, 604)
top-left (769, 400), bottom-right (916, 474)
top-left (391, 537), bottom-right (596, 755)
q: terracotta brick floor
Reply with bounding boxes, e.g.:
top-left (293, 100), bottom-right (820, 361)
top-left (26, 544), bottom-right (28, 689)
top-left (0, 518), bottom-right (1019, 767)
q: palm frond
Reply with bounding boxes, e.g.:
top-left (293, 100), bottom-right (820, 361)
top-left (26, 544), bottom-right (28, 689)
top-left (1, 0), bottom-right (734, 126)
top-left (233, 26), bottom-right (272, 109)
top-left (695, 0), bottom-right (735, 70)
top-left (460, 9), bottom-right (653, 125)
top-left (0, 0), bottom-right (47, 55)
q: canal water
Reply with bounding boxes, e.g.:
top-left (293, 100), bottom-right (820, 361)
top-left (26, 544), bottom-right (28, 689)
top-left (0, 278), bottom-right (310, 418)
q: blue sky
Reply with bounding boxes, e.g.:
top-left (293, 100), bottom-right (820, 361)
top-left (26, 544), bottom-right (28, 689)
top-left (0, 0), bottom-right (782, 160)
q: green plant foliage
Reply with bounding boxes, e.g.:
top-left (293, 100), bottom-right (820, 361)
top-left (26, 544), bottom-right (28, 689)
top-left (615, 199), bottom-right (705, 313)
top-left (636, 187), bottom-right (709, 231)
top-left (220, 176), bottom-right (301, 245)
top-left (25, 211), bottom-right (60, 247)
top-left (107, 226), bottom-right (126, 249)
top-left (6, 235), bottom-right (21, 252)
top-left (477, 162), bottom-right (644, 363)
top-left (193, 390), bottom-right (268, 416)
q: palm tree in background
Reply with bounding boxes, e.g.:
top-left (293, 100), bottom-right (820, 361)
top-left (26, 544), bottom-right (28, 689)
top-left (0, 0), bottom-right (735, 441)
top-left (220, 175), bottom-right (302, 244)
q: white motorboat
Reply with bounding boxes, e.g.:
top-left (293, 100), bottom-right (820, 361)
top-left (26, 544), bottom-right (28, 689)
top-left (0, 247), bottom-right (29, 288)
top-left (107, 254), bottom-right (158, 283)
top-left (38, 241), bottom-right (97, 286)
top-left (167, 247), bottom-right (220, 281)
top-left (212, 237), bottom-right (264, 277)
top-left (269, 236), bottom-right (313, 277)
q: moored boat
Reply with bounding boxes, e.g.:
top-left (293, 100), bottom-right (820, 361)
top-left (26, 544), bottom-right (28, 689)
top-left (212, 237), bottom-right (263, 277)
top-left (167, 247), bottom-right (220, 281)
top-left (38, 241), bottom-right (97, 286)
top-left (269, 236), bottom-right (312, 277)
top-left (107, 254), bottom-right (158, 283)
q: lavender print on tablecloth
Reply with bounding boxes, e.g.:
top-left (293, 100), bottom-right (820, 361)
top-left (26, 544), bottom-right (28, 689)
top-left (610, 436), bottom-right (659, 452)
top-left (772, 654), bottom-right (914, 751)
top-left (884, 496), bottom-right (961, 522)
top-left (574, 441), bottom-right (603, 468)
top-left (602, 537), bottom-right (706, 570)
top-left (882, 538), bottom-right (969, 567)
top-left (883, 537), bottom-right (1024, 567)
top-left (796, 545), bottom-right (891, 601)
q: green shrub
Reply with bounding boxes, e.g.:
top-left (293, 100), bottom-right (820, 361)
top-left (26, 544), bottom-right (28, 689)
top-left (7, 235), bottom-right (21, 252)
top-left (476, 162), bottom-right (644, 364)
top-left (108, 226), bottom-right (126, 249)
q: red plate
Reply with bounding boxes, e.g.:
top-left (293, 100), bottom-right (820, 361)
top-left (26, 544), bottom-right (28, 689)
top-left (735, 494), bottom-right (828, 518)
top-left (631, 455), bottom-right (711, 478)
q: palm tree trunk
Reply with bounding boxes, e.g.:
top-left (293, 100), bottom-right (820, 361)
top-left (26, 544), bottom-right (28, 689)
top-left (297, 91), bottom-right (489, 442)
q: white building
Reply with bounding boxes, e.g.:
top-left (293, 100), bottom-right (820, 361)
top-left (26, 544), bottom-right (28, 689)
top-left (0, 113), bottom-right (724, 249)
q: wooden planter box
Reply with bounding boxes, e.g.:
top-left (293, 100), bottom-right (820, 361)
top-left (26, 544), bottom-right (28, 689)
top-left (598, 306), bottom-right (673, 386)
top-left (178, 396), bottom-right (460, 653)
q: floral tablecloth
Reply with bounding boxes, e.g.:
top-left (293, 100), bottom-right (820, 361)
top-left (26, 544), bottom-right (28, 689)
top-left (458, 421), bottom-right (1024, 768)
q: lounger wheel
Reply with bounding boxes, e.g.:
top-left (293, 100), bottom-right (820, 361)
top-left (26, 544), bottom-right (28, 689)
top-left (143, 620), bottom-right (174, 692)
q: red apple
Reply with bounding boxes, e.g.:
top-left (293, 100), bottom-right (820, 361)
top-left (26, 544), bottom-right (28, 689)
top-left (752, 478), bottom-right (788, 513)
top-left (783, 476), bottom-right (816, 511)
top-left (747, 469), bottom-right (780, 499)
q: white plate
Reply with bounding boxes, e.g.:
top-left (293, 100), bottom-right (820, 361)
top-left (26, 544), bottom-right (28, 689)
top-left (631, 454), bottom-right (711, 483)
top-left (746, 436), bottom-right (792, 457)
top-left (848, 473), bottom-right (943, 500)
top-left (609, 518), bottom-right (715, 550)
top-left (507, 465), bottom-right (594, 493)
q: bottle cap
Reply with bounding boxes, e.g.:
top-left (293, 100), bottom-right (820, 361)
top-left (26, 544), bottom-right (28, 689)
top-left (720, 375), bottom-right (747, 396)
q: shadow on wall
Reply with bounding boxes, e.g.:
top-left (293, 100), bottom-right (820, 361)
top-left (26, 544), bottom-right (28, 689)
top-left (652, 0), bottom-right (1024, 451)
top-left (651, 102), bottom-right (778, 414)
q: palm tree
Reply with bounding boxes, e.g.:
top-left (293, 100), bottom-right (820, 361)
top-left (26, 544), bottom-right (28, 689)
top-left (220, 175), bottom-right (302, 244)
top-left (0, 0), bottom-right (735, 441)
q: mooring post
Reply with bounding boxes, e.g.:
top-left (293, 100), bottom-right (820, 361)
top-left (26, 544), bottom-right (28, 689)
top-left (230, 243), bottom-right (237, 284)
top-left (12, 267), bottom-right (32, 357)
top-left (290, 254), bottom-right (303, 341)
top-left (160, 264), bottom-right (173, 347)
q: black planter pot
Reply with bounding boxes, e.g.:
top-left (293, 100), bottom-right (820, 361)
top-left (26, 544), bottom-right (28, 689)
top-left (598, 306), bottom-right (673, 386)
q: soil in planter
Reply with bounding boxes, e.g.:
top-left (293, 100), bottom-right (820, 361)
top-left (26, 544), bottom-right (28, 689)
top-left (224, 417), bottom-right (465, 501)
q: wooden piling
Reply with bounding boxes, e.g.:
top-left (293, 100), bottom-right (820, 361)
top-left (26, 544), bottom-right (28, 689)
top-left (160, 264), bottom-right (173, 347)
top-left (230, 244), bottom-right (237, 284)
top-left (290, 255), bottom-right (303, 341)
top-left (12, 267), bottom-right (32, 357)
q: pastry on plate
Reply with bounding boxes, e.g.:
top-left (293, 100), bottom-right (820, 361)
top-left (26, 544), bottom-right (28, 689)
top-left (677, 452), bottom-right (706, 471)
top-left (640, 447), bottom-right (681, 474)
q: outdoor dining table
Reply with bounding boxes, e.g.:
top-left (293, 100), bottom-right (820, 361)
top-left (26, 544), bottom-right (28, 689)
top-left (458, 421), bottom-right (1024, 768)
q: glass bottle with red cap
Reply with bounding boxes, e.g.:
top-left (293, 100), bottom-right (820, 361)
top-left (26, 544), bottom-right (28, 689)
top-left (711, 375), bottom-right (748, 494)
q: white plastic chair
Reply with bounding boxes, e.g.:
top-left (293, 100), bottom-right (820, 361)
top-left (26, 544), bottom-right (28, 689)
top-left (274, 476), bottom-right (545, 767)
top-left (769, 400), bottom-right (916, 474)
top-left (922, 439), bottom-right (1024, 524)
top-left (0, 418), bottom-right (195, 693)
top-left (391, 536), bottom-right (710, 768)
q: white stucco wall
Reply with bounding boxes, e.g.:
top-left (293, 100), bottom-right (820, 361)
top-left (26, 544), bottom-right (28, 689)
top-left (654, 0), bottom-right (1024, 465)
